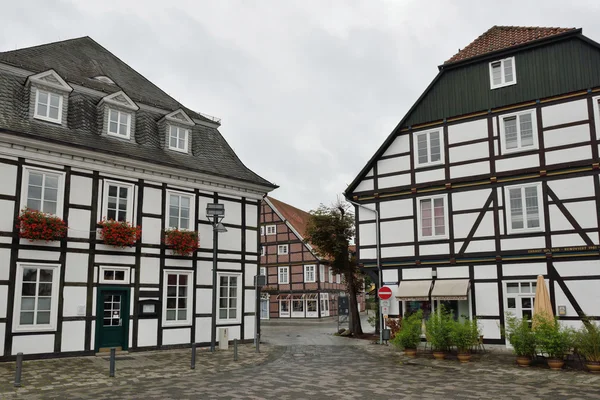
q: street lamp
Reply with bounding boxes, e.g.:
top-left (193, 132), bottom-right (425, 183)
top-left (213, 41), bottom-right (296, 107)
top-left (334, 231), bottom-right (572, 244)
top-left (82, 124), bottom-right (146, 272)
top-left (207, 202), bottom-right (227, 352)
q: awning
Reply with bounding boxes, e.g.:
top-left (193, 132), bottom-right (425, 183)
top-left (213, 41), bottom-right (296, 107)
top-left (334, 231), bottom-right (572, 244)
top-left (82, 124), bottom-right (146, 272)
top-left (306, 293), bottom-right (318, 299)
top-left (431, 279), bottom-right (470, 301)
top-left (396, 280), bottom-right (432, 301)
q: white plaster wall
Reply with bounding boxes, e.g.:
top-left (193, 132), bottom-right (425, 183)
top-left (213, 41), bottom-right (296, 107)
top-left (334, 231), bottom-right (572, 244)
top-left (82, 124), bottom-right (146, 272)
top-left (403, 267), bottom-right (432, 280)
top-left (448, 119), bottom-right (488, 144)
top-left (541, 99), bottom-right (588, 127)
top-left (551, 234), bottom-right (587, 247)
top-left (142, 187), bottom-right (162, 214)
top-left (12, 334), bottom-right (55, 355)
top-left (503, 263), bottom-right (547, 277)
top-left (419, 243), bottom-right (449, 256)
top-left (379, 199), bottom-right (413, 219)
top-left (141, 217), bottom-right (162, 245)
top-left (360, 248), bottom-right (376, 259)
top-left (162, 327), bottom-right (191, 345)
top-left (18, 249), bottom-right (60, 261)
top-left (195, 288), bottom-right (212, 314)
top-left (67, 208), bottom-right (91, 239)
top-left (244, 316), bottom-right (255, 340)
top-left (474, 282), bottom-right (499, 315)
top-left (473, 213), bottom-right (495, 238)
top-left (0, 248), bottom-right (10, 280)
top-left (138, 319), bottom-right (158, 347)
top-left (196, 261), bottom-right (213, 285)
top-left (0, 200), bottom-right (14, 231)
top-left (164, 258), bottom-right (193, 268)
top-left (366, 168), bottom-right (374, 177)
top-left (453, 212), bottom-right (478, 239)
top-left (380, 219), bottom-right (413, 244)
top-left (61, 321), bottom-right (85, 352)
top-left (62, 286), bottom-right (87, 317)
top-left (0, 285), bottom-right (7, 318)
top-left (139, 257), bottom-right (160, 284)
top-left (222, 200), bottom-right (241, 226)
top-left (546, 145), bottom-right (592, 165)
top-left (436, 266), bottom-right (469, 279)
top-left (479, 319), bottom-right (502, 340)
top-left (196, 196), bottom-right (213, 225)
top-left (381, 246), bottom-right (414, 258)
top-left (245, 204), bottom-right (258, 227)
top-left (449, 142), bottom-right (489, 163)
top-left (474, 265), bottom-right (497, 279)
top-left (554, 260), bottom-right (600, 277)
top-left (244, 290), bottom-right (255, 314)
top-left (357, 204), bottom-right (377, 222)
top-left (195, 317), bottom-right (211, 343)
top-left (246, 230), bottom-right (257, 253)
top-left (69, 175), bottom-right (92, 206)
top-left (382, 269), bottom-right (399, 283)
top-left (221, 325), bottom-right (241, 341)
top-left (382, 135), bottom-right (410, 156)
top-left (378, 156), bottom-right (410, 175)
top-left (548, 204), bottom-right (572, 231)
top-left (452, 189), bottom-right (491, 211)
top-left (415, 168), bottom-right (444, 183)
top-left (219, 262), bottom-right (241, 271)
top-left (0, 323), bottom-right (4, 356)
top-left (94, 254), bottom-right (135, 264)
top-left (198, 223), bottom-right (214, 250)
top-left (378, 174), bottom-right (411, 189)
top-left (566, 280), bottom-right (600, 316)
top-left (553, 284), bottom-right (578, 317)
top-left (496, 154), bottom-right (539, 172)
top-left (0, 163), bottom-right (17, 196)
top-left (544, 124), bottom-right (590, 148)
top-left (450, 161), bottom-right (490, 179)
top-left (501, 237), bottom-right (545, 251)
top-left (359, 223), bottom-right (376, 246)
top-left (548, 176), bottom-right (595, 200)
top-left (564, 201), bottom-right (597, 229)
top-left (354, 179), bottom-right (374, 192)
top-left (464, 239), bottom-right (495, 253)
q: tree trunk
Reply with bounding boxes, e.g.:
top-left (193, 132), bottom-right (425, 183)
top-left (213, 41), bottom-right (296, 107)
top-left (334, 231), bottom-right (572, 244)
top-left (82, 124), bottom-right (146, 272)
top-left (346, 272), bottom-right (363, 335)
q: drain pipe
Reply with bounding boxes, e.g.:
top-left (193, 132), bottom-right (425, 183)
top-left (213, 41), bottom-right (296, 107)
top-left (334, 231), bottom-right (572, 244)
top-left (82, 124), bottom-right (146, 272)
top-left (347, 200), bottom-right (382, 345)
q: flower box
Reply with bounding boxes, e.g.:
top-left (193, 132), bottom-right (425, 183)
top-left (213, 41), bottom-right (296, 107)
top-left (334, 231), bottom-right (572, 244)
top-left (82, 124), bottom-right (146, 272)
top-left (17, 208), bottom-right (67, 242)
top-left (98, 219), bottom-right (141, 248)
top-left (164, 229), bottom-right (199, 256)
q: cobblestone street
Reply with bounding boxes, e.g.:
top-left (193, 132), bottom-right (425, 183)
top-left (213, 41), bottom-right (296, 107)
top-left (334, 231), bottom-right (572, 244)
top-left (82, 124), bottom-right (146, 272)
top-left (1, 317), bottom-right (600, 399)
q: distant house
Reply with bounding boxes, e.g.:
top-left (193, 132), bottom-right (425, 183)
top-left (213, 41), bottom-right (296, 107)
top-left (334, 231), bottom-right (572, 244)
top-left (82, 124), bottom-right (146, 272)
top-left (346, 26), bottom-right (600, 344)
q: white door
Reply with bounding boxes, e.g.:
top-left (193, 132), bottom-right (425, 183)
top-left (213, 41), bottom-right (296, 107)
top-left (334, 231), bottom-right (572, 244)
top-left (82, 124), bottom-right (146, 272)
top-left (260, 299), bottom-right (269, 319)
top-left (306, 299), bottom-right (318, 318)
top-left (291, 299), bottom-right (305, 318)
top-left (280, 300), bottom-right (290, 317)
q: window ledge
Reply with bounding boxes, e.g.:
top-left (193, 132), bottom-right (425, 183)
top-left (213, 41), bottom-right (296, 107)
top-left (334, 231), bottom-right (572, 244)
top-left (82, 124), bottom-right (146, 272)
top-left (163, 320), bottom-right (192, 328)
top-left (415, 160), bottom-right (444, 169)
top-left (12, 325), bottom-right (57, 333)
top-left (501, 145), bottom-right (539, 156)
top-left (216, 319), bottom-right (241, 325)
top-left (168, 146), bottom-right (189, 154)
top-left (33, 115), bottom-right (62, 125)
top-left (417, 235), bottom-right (449, 242)
top-left (106, 131), bottom-right (132, 140)
top-left (491, 81), bottom-right (517, 90)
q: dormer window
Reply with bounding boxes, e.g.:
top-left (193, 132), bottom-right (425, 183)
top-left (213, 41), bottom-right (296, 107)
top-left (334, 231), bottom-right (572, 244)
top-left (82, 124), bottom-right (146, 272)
top-left (107, 109), bottom-right (131, 139)
top-left (34, 89), bottom-right (63, 123)
top-left (489, 57), bottom-right (516, 89)
top-left (169, 125), bottom-right (189, 153)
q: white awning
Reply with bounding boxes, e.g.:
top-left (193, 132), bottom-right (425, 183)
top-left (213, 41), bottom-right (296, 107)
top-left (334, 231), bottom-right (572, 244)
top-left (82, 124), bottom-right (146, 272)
top-left (431, 279), bottom-right (470, 301)
top-left (396, 280), bottom-right (432, 301)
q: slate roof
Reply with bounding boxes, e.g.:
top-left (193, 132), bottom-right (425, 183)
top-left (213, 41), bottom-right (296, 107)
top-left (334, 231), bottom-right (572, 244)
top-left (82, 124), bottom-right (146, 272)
top-left (0, 37), bottom-right (276, 189)
top-left (445, 26), bottom-right (576, 64)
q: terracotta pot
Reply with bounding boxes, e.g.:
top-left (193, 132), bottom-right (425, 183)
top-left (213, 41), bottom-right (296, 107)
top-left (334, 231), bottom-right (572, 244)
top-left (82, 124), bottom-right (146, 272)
top-left (404, 348), bottom-right (417, 358)
top-left (586, 361), bottom-right (600, 373)
top-left (547, 358), bottom-right (565, 370)
top-left (516, 356), bottom-right (532, 367)
top-left (432, 351), bottom-right (445, 360)
top-left (457, 352), bottom-right (472, 363)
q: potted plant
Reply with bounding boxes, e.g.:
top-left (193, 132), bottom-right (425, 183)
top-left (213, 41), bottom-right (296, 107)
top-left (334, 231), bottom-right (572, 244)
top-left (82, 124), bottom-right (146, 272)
top-left (17, 208), bottom-right (67, 242)
top-left (164, 229), bottom-right (199, 256)
top-left (575, 319), bottom-right (600, 373)
top-left (391, 310), bottom-right (423, 357)
top-left (504, 313), bottom-right (537, 367)
top-left (426, 305), bottom-right (453, 360)
top-left (533, 315), bottom-right (574, 370)
top-left (98, 219), bottom-right (141, 248)
top-left (450, 317), bottom-right (480, 363)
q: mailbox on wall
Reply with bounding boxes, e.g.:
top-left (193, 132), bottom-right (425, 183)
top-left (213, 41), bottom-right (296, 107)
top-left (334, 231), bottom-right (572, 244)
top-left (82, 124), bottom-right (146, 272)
top-left (138, 299), bottom-right (160, 318)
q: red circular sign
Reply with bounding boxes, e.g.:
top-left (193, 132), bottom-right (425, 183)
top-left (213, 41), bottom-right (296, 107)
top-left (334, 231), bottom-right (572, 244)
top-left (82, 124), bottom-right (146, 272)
top-left (378, 286), bottom-right (393, 300)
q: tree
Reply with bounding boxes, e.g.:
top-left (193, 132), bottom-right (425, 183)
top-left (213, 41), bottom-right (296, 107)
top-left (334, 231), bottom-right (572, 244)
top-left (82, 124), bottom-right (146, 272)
top-left (304, 201), bottom-right (363, 335)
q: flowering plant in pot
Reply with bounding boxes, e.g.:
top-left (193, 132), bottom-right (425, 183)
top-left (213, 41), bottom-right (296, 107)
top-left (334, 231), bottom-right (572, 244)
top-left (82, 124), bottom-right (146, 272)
top-left (450, 317), bottom-right (481, 363)
top-left (98, 219), bottom-right (141, 248)
top-left (533, 315), bottom-right (574, 370)
top-left (504, 313), bottom-right (537, 367)
top-left (164, 229), bottom-right (199, 256)
top-left (575, 319), bottom-right (600, 373)
top-left (391, 310), bottom-right (423, 357)
top-left (17, 208), bottom-right (67, 242)
top-left (426, 305), bottom-right (453, 360)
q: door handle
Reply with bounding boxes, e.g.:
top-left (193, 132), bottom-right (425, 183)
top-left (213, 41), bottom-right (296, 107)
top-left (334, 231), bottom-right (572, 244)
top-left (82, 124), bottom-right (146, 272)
top-left (119, 318), bottom-right (122, 326)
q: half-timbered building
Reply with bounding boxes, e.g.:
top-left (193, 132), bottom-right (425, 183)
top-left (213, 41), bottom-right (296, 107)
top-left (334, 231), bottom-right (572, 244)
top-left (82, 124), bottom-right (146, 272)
top-left (345, 26), bottom-right (600, 344)
top-left (0, 37), bottom-right (276, 359)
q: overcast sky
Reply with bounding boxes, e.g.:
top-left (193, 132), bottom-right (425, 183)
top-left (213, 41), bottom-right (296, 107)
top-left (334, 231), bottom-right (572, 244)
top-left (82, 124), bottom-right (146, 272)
top-left (2, 0), bottom-right (599, 212)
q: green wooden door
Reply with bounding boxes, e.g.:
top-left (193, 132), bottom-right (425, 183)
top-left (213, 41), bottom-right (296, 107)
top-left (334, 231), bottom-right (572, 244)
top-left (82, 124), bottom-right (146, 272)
top-left (96, 287), bottom-right (130, 351)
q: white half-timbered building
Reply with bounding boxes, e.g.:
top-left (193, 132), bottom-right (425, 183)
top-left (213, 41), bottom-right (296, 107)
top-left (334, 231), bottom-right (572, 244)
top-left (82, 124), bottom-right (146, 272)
top-left (0, 37), bottom-right (276, 359)
top-left (345, 26), bottom-right (600, 344)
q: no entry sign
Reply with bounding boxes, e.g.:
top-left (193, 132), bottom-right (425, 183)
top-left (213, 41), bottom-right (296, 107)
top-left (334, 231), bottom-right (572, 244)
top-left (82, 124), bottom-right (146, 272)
top-left (378, 286), bottom-right (393, 300)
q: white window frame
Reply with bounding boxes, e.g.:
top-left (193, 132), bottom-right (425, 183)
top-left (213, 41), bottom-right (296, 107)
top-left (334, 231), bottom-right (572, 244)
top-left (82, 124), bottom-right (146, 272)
top-left (259, 267), bottom-right (266, 276)
top-left (413, 129), bottom-right (444, 168)
top-left (101, 179), bottom-right (135, 223)
top-left (33, 88), bottom-right (63, 124)
top-left (504, 182), bottom-right (544, 234)
top-left (217, 272), bottom-right (242, 324)
top-left (489, 56), bottom-right (517, 89)
top-left (304, 265), bottom-right (316, 283)
top-left (162, 270), bottom-right (193, 327)
top-left (166, 190), bottom-right (195, 230)
top-left (278, 244), bottom-right (289, 255)
top-left (500, 110), bottom-right (538, 154)
top-left (278, 266), bottom-right (289, 284)
top-left (336, 274), bottom-right (341, 284)
top-left (106, 108), bottom-right (132, 139)
top-left (260, 246), bottom-right (265, 256)
top-left (99, 266), bottom-right (131, 284)
top-left (592, 96), bottom-right (600, 142)
top-left (328, 268), bottom-right (333, 283)
top-left (13, 263), bottom-right (61, 332)
top-left (266, 225), bottom-right (276, 235)
top-left (168, 125), bottom-right (189, 153)
top-left (21, 166), bottom-right (66, 218)
top-left (260, 226), bottom-right (264, 235)
top-left (280, 299), bottom-right (290, 317)
top-left (320, 293), bottom-right (330, 317)
top-left (417, 193), bottom-right (449, 241)
top-left (504, 280), bottom-right (537, 322)
top-left (319, 265), bottom-right (325, 283)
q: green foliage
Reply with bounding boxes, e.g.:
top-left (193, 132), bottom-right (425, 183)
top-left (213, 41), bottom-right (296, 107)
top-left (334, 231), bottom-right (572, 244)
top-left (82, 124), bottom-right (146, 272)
top-left (450, 317), bottom-right (481, 353)
top-left (575, 320), bottom-right (600, 362)
top-left (391, 310), bottom-right (423, 350)
top-left (533, 315), bottom-right (574, 359)
top-left (367, 299), bottom-right (378, 328)
top-left (504, 314), bottom-right (537, 357)
top-left (425, 306), bottom-right (453, 352)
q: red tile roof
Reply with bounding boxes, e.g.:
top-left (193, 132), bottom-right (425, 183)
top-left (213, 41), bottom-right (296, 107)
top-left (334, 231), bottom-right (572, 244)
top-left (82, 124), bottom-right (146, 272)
top-left (267, 197), bottom-right (312, 239)
top-left (445, 26), bottom-right (576, 64)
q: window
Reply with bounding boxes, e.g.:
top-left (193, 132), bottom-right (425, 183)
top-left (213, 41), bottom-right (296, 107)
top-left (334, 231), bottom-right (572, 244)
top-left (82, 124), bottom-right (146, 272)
top-left (414, 130), bottom-right (443, 167)
top-left (259, 267), bottom-right (266, 276)
top-left (218, 273), bottom-right (241, 322)
top-left (278, 244), bottom-right (289, 255)
top-left (505, 183), bottom-right (543, 233)
top-left (320, 293), bottom-right (329, 316)
top-left (167, 192), bottom-right (193, 230)
top-left (505, 281), bottom-right (536, 320)
top-left (278, 266), bottom-right (289, 284)
top-left (34, 89), bottom-right (63, 123)
top-left (280, 299), bottom-right (290, 317)
top-left (266, 225), bottom-right (276, 235)
top-left (304, 265), bottom-right (316, 283)
top-left (168, 125), bottom-right (189, 153)
top-left (107, 109), bottom-right (131, 139)
top-left (23, 167), bottom-right (64, 217)
top-left (336, 274), bottom-right (341, 284)
top-left (418, 194), bottom-right (448, 240)
top-left (163, 270), bottom-right (192, 326)
top-left (260, 226), bottom-right (264, 236)
top-left (13, 263), bottom-right (60, 332)
top-left (319, 265), bottom-right (325, 283)
top-left (328, 268), bottom-right (333, 283)
top-left (99, 266), bottom-right (130, 284)
top-left (102, 180), bottom-right (134, 223)
top-left (500, 111), bottom-right (537, 154)
top-left (490, 57), bottom-right (516, 89)
top-left (260, 246), bottom-right (265, 256)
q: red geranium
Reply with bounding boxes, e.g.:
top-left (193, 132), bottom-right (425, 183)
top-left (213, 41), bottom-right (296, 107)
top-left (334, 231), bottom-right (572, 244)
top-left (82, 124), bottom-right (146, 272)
top-left (17, 208), bottom-right (67, 242)
top-left (98, 219), bottom-right (141, 247)
top-left (164, 229), bottom-right (199, 256)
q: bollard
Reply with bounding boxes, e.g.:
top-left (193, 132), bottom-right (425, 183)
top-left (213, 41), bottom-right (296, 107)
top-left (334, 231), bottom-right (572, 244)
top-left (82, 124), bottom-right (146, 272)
top-left (191, 343), bottom-right (196, 370)
top-left (256, 333), bottom-right (260, 353)
top-left (109, 348), bottom-right (116, 377)
top-left (233, 339), bottom-right (238, 361)
top-left (14, 352), bottom-right (23, 387)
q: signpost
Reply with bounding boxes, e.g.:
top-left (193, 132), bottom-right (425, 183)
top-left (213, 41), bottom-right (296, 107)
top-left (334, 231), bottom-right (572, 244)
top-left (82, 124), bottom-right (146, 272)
top-left (378, 286), bottom-right (392, 300)
top-left (378, 286), bottom-right (393, 340)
